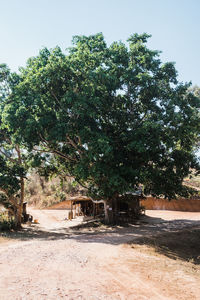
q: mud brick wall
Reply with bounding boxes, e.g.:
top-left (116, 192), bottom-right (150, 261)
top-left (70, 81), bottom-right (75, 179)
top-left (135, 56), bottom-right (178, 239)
top-left (140, 197), bottom-right (200, 212)
top-left (47, 200), bottom-right (72, 210)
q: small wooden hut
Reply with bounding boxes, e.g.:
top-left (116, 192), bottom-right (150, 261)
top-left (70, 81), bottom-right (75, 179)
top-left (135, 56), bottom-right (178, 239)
top-left (47, 196), bottom-right (103, 219)
top-left (69, 196), bottom-right (104, 219)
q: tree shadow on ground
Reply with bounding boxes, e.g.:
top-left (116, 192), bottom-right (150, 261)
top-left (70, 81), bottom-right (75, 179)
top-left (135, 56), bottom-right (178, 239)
top-left (0, 214), bottom-right (164, 242)
top-left (130, 226), bottom-right (200, 265)
top-left (1, 216), bottom-right (200, 265)
top-left (0, 226), bottom-right (68, 241)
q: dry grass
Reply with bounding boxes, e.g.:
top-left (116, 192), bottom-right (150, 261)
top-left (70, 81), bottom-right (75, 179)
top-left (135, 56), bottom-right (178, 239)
top-left (25, 173), bottom-right (86, 208)
top-left (184, 174), bottom-right (200, 191)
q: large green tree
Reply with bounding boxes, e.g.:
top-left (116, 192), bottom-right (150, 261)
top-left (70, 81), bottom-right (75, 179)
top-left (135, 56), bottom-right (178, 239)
top-left (2, 33), bottom-right (200, 223)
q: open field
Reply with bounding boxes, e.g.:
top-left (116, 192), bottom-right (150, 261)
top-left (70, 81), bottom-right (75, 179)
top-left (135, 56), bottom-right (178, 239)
top-left (0, 209), bottom-right (200, 300)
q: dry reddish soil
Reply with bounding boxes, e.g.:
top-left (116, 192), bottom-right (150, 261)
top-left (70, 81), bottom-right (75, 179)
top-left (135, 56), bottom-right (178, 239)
top-left (0, 209), bottom-right (200, 300)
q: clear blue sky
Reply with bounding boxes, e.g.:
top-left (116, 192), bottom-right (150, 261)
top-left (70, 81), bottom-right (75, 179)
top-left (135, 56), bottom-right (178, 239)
top-left (1, 0), bottom-right (200, 86)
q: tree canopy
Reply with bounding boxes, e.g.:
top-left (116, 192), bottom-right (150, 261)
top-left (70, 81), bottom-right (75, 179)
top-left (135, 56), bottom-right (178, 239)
top-left (1, 33), bottom-right (200, 223)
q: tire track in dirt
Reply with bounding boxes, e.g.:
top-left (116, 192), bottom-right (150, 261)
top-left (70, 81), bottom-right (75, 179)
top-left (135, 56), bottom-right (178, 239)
top-left (105, 264), bottom-right (173, 300)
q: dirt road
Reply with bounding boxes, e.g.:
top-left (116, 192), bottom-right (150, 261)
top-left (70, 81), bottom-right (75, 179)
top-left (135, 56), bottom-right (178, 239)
top-left (0, 209), bottom-right (200, 300)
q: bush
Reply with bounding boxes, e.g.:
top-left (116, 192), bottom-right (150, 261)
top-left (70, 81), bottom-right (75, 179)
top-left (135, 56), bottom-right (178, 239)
top-left (59, 192), bottom-right (66, 201)
top-left (0, 212), bottom-right (15, 231)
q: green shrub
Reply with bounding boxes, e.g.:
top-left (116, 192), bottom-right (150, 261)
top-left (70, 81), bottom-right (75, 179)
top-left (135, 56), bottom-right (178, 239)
top-left (59, 192), bottom-right (66, 201)
top-left (0, 212), bottom-right (15, 231)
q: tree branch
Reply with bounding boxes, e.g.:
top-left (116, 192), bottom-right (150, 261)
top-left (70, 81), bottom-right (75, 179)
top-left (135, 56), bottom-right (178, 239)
top-left (37, 133), bottom-right (78, 162)
top-left (15, 145), bottom-right (22, 164)
top-left (0, 188), bottom-right (20, 208)
top-left (0, 149), bottom-right (16, 163)
top-left (66, 136), bottom-right (83, 156)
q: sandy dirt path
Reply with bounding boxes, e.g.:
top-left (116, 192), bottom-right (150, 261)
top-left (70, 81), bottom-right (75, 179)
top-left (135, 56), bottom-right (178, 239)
top-left (0, 209), bottom-right (200, 300)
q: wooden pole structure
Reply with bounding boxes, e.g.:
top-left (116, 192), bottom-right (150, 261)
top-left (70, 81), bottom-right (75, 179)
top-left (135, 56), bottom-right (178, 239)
top-left (75, 201), bottom-right (77, 218)
top-left (93, 202), bottom-right (95, 218)
top-left (70, 200), bottom-right (73, 220)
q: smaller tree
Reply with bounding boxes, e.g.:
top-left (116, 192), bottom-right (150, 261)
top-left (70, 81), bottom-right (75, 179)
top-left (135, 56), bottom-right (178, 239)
top-left (0, 148), bottom-right (26, 228)
top-left (0, 64), bottom-right (27, 228)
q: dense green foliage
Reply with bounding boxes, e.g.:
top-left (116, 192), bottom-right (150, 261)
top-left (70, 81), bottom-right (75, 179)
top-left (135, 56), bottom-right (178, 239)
top-left (1, 33), bottom-right (200, 213)
top-left (0, 64), bottom-right (27, 228)
top-left (0, 211), bottom-right (15, 231)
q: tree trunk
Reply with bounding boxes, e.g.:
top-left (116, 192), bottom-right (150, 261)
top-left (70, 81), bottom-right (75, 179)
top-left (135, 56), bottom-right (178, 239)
top-left (20, 177), bottom-right (25, 205)
top-left (14, 206), bottom-right (22, 229)
top-left (15, 146), bottom-right (25, 229)
top-left (104, 199), bottom-right (114, 224)
top-left (14, 177), bottom-right (25, 229)
top-left (39, 177), bottom-right (45, 191)
top-left (91, 198), bottom-right (115, 224)
top-left (113, 197), bottom-right (118, 224)
top-left (104, 200), bottom-right (109, 224)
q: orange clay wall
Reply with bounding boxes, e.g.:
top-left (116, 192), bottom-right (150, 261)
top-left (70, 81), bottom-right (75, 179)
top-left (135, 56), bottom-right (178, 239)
top-left (140, 197), bottom-right (200, 212)
top-left (46, 200), bottom-right (72, 210)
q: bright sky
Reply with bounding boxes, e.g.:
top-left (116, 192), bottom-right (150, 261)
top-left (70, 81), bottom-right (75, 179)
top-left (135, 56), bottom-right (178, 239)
top-left (0, 0), bottom-right (200, 86)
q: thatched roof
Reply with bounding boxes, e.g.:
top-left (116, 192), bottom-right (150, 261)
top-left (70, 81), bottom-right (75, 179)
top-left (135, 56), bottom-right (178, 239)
top-left (66, 196), bottom-right (91, 202)
top-left (47, 196), bottom-right (91, 209)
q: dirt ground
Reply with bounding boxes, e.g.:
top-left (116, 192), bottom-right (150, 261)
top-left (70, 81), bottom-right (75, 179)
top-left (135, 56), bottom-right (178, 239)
top-left (0, 209), bottom-right (200, 300)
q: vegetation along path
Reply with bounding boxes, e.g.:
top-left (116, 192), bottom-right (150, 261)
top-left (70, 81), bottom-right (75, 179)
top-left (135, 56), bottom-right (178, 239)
top-left (0, 209), bottom-right (200, 300)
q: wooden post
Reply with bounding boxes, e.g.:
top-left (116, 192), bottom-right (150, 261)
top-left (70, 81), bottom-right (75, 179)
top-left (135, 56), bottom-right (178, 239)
top-left (96, 202), bottom-right (98, 215)
top-left (22, 202), bottom-right (27, 215)
top-left (93, 202), bottom-right (95, 218)
top-left (75, 201), bottom-right (77, 218)
top-left (70, 200), bottom-right (73, 219)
